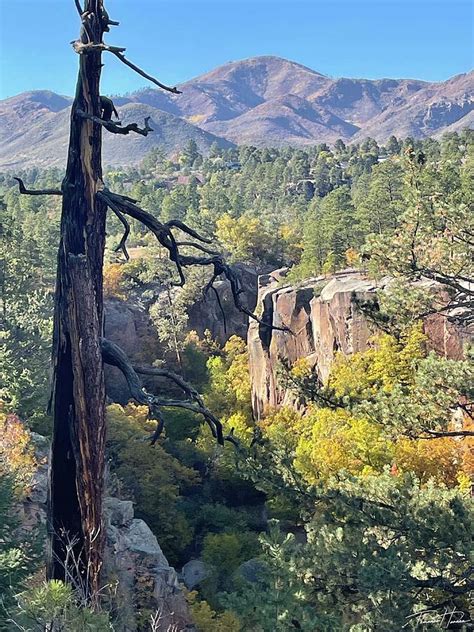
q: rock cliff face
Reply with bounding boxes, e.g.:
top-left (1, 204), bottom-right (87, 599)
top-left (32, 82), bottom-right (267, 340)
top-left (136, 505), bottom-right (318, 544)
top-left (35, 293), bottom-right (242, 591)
top-left (22, 435), bottom-right (194, 632)
top-left (104, 298), bottom-right (161, 403)
top-left (103, 265), bottom-right (258, 403)
top-left (248, 268), bottom-right (472, 419)
top-left (187, 263), bottom-right (258, 345)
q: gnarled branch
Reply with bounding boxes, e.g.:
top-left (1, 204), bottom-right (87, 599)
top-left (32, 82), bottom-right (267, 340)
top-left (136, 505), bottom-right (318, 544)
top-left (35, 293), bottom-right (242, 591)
top-left (97, 189), bottom-right (291, 333)
top-left (101, 338), bottom-right (224, 444)
top-left (175, 241), bottom-right (220, 256)
top-left (76, 110), bottom-right (153, 136)
top-left (166, 220), bottom-right (213, 244)
top-left (135, 364), bottom-right (225, 444)
top-left (13, 177), bottom-right (62, 196)
top-left (108, 203), bottom-right (131, 261)
top-left (98, 189), bottom-right (186, 285)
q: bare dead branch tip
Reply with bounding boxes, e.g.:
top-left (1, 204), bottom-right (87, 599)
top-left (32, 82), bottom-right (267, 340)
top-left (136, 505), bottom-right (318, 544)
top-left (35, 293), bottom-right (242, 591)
top-left (111, 51), bottom-right (182, 94)
top-left (13, 177), bottom-right (62, 196)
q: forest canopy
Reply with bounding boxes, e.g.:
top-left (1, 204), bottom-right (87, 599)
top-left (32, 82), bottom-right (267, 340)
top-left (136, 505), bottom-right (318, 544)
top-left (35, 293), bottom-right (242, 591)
top-left (1, 129), bottom-right (473, 630)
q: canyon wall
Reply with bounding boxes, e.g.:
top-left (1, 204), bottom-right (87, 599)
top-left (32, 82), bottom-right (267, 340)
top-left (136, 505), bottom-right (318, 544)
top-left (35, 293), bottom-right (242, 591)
top-left (104, 264), bottom-right (258, 403)
top-left (248, 268), bottom-right (471, 419)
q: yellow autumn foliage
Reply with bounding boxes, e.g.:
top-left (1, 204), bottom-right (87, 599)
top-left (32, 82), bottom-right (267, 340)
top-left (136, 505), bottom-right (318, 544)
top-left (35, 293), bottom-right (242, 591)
top-left (0, 404), bottom-right (36, 494)
top-left (103, 262), bottom-right (127, 299)
top-left (186, 590), bottom-right (241, 632)
top-left (329, 324), bottom-right (427, 398)
top-left (215, 214), bottom-right (276, 262)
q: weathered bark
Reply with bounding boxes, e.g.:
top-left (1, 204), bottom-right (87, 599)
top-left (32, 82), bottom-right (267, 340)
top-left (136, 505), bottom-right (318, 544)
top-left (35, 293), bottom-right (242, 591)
top-left (48, 1), bottom-right (107, 599)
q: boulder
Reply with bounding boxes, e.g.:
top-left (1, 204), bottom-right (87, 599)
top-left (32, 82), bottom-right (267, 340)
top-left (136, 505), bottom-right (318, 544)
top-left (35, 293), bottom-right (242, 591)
top-left (181, 559), bottom-right (211, 589)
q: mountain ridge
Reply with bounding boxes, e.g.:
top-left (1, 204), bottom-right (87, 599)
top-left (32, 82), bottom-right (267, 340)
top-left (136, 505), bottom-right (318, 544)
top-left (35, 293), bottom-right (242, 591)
top-left (1, 56), bottom-right (472, 168)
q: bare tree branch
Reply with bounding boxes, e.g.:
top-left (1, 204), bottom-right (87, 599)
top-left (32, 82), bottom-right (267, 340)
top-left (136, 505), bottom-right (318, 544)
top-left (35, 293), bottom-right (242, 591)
top-left (101, 338), bottom-right (224, 444)
top-left (97, 189), bottom-right (186, 285)
top-left (74, 0), bottom-right (83, 17)
top-left (166, 220), bottom-right (213, 244)
top-left (416, 429), bottom-right (474, 439)
top-left (175, 241), bottom-right (220, 255)
top-left (98, 189), bottom-right (292, 333)
top-left (13, 177), bottom-right (62, 196)
top-left (101, 338), bottom-right (150, 406)
top-left (211, 285), bottom-right (227, 334)
top-left (134, 364), bottom-right (209, 410)
top-left (133, 365), bottom-right (227, 444)
top-left (111, 51), bottom-right (182, 94)
top-left (76, 110), bottom-right (153, 136)
top-left (420, 268), bottom-right (474, 298)
top-left (107, 203), bottom-right (131, 261)
top-left (100, 5), bottom-right (120, 29)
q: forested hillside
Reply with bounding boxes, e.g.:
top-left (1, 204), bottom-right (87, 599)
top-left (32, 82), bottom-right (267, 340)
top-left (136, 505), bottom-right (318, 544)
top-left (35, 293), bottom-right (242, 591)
top-left (1, 130), bottom-right (473, 630)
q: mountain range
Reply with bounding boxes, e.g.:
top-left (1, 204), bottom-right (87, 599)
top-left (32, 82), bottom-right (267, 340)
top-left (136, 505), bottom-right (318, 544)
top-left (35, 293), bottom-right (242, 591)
top-left (1, 56), bottom-right (472, 169)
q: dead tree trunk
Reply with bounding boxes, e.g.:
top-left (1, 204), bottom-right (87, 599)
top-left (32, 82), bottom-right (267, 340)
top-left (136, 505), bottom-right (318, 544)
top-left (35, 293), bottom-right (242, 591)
top-left (49, 1), bottom-right (107, 597)
top-left (14, 0), bottom-right (283, 603)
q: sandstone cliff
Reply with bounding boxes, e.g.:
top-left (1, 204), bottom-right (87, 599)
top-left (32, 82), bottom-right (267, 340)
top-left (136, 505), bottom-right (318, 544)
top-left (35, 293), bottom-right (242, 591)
top-left (248, 268), bottom-right (471, 419)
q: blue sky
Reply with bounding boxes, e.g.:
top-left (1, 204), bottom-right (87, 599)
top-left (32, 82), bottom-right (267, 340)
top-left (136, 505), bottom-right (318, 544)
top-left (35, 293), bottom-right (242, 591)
top-left (0, 0), bottom-right (472, 99)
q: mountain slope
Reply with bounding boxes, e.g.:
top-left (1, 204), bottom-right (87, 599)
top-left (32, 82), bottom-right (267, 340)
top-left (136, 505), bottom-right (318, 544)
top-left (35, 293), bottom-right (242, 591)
top-left (116, 56), bottom-right (332, 127)
top-left (206, 94), bottom-right (360, 146)
top-left (0, 99), bottom-right (233, 169)
top-left (351, 71), bottom-right (474, 142)
top-left (1, 57), bottom-right (472, 168)
top-left (310, 77), bottom-right (428, 126)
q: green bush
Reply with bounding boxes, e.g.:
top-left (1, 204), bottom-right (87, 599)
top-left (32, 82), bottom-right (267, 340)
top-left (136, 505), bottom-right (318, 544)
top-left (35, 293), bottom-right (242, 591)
top-left (14, 580), bottom-right (113, 631)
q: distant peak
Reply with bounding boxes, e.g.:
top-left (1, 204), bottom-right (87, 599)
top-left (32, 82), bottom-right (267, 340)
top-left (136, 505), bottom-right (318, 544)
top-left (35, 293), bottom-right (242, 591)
top-left (218, 55), bottom-right (328, 76)
top-left (1, 90), bottom-right (71, 111)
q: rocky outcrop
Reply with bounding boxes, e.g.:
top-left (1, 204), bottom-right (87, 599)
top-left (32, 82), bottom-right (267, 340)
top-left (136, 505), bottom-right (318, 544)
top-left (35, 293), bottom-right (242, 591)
top-left (248, 268), bottom-right (472, 419)
top-left (104, 298), bottom-right (161, 403)
top-left (22, 436), bottom-right (194, 632)
top-left (104, 264), bottom-right (258, 403)
top-left (103, 498), bottom-right (194, 631)
top-left (188, 263), bottom-right (259, 345)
